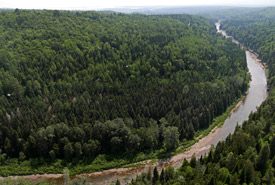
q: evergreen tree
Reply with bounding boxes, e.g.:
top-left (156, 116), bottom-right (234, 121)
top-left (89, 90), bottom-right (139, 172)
top-left (256, 143), bottom-right (270, 175)
top-left (160, 168), bottom-right (165, 183)
top-left (152, 167), bottom-right (159, 185)
top-left (270, 136), bottom-right (275, 158)
top-left (115, 179), bottom-right (121, 185)
top-left (190, 154), bottom-right (196, 168)
top-left (64, 142), bottom-right (73, 159)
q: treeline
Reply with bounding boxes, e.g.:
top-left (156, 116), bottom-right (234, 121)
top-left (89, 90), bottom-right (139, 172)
top-left (221, 7), bottom-right (275, 78)
top-left (130, 7), bottom-right (275, 185)
top-left (0, 10), bottom-right (248, 164)
top-left (130, 109), bottom-right (275, 185)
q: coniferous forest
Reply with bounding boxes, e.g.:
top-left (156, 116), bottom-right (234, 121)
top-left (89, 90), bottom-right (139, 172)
top-left (130, 7), bottom-right (275, 185)
top-left (0, 9), bottom-right (249, 176)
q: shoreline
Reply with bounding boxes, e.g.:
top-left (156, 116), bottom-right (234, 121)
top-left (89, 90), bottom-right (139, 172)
top-left (250, 50), bottom-right (268, 79)
top-left (216, 21), bottom-right (267, 76)
top-left (0, 85), bottom-right (255, 184)
top-left (0, 22), bottom-right (268, 185)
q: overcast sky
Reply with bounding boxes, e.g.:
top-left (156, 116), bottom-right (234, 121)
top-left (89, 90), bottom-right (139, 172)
top-left (1, 0), bottom-right (275, 10)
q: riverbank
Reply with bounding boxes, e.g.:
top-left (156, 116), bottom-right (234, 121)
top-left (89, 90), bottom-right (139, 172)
top-left (250, 50), bottom-right (268, 76)
top-left (0, 22), bottom-right (268, 185)
top-left (0, 91), bottom-right (247, 185)
top-left (216, 21), bottom-right (267, 75)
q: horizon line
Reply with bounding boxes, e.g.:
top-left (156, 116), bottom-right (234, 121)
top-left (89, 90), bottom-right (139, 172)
top-left (1, 4), bottom-right (275, 11)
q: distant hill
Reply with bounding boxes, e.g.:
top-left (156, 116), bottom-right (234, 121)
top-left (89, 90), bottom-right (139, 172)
top-left (103, 6), bottom-right (233, 15)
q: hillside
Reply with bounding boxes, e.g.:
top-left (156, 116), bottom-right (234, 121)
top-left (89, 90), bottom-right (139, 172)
top-left (0, 10), bottom-right (248, 176)
top-left (130, 7), bottom-right (275, 185)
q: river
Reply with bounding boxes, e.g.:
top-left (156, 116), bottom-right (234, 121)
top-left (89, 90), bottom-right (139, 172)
top-left (1, 21), bottom-right (268, 185)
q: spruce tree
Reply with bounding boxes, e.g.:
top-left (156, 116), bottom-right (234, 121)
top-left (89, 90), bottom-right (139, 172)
top-left (152, 167), bottom-right (159, 185)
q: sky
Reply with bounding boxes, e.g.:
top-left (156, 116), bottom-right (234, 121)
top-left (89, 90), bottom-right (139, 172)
top-left (0, 0), bottom-right (275, 10)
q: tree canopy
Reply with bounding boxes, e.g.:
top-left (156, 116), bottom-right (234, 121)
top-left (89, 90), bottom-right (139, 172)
top-left (0, 10), bottom-right (248, 175)
top-left (131, 7), bottom-right (275, 185)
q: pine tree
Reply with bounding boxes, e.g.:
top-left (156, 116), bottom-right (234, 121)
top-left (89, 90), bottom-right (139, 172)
top-left (115, 179), bottom-right (121, 185)
top-left (256, 143), bottom-right (270, 175)
top-left (270, 136), bottom-right (275, 158)
top-left (18, 151), bottom-right (26, 162)
top-left (160, 168), bottom-right (165, 183)
top-left (64, 142), bottom-right (73, 159)
top-left (240, 168), bottom-right (246, 184)
top-left (152, 167), bottom-right (159, 185)
top-left (230, 173), bottom-right (239, 185)
top-left (204, 165), bottom-right (209, 175)
top-left (166, 166), bottom-right (175, 181)
top-left (208, 176), bottom-right (216, 185)
top-left (4, 138), bottom-right (12, 155)
top-left (182, 158), bottom-right (189, 167)
top-left (272, 157), bottom-right (275, 168)
top-left (266, 167), bottom-right (274, 185)
top-left (190, 154), bottom-right (196, 168)
top-left (207, 149), bottom-right (214, 163)
top-left (199, 155), bottom-right (204, 165)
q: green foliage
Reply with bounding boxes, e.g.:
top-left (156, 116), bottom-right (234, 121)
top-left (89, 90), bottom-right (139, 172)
top-left (115, 179), bottom-right (121, 185)
top-left (163, 126), bottom-right (180, 151)
top-left (190, 154), bottom-right (196, 168)
top-left (152, 167), bottom-right (159, 185)
top-left (63, 168), bottom-right (70, 185)
top-left (18, 152), bottom-right (26, 162)
top-left (256, 143), bottom-right (270, 175)
top-left (0, 178), bottom-right (50, 185)
top-left (0, 10), bottom-right (248, 176)
top-left (130, 7), bottom-right (275, 185)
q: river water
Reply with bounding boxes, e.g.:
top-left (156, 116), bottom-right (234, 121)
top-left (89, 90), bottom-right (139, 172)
top-left (211, 21), bottom-right (268, 145)
top-left (2, 22), bottom-right (268, 185)
top-left (47, 21), bottom-right (268, 184)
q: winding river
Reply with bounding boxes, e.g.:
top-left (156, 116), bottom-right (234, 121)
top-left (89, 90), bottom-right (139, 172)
top-left (1, 22), bottom-right (268, 185)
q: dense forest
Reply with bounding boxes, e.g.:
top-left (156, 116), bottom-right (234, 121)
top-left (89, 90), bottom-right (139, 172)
top-left (130, 7), bottom-right (275, 185)
top-left (0, 10), bottom-right (249, 175)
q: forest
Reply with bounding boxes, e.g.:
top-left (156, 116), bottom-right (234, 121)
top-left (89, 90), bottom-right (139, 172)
top-left (0, 9), bottom-right (249, 175)
top-left (130, 7), bottom-right (275, 185)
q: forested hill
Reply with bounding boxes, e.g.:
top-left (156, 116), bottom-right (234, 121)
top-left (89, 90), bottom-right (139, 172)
top-left (0, 10), bottom-right (248, 173)
top-left (129, 7), bottom-right (275, 185)
top-left (220, 7), bottom-right (275, 65)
